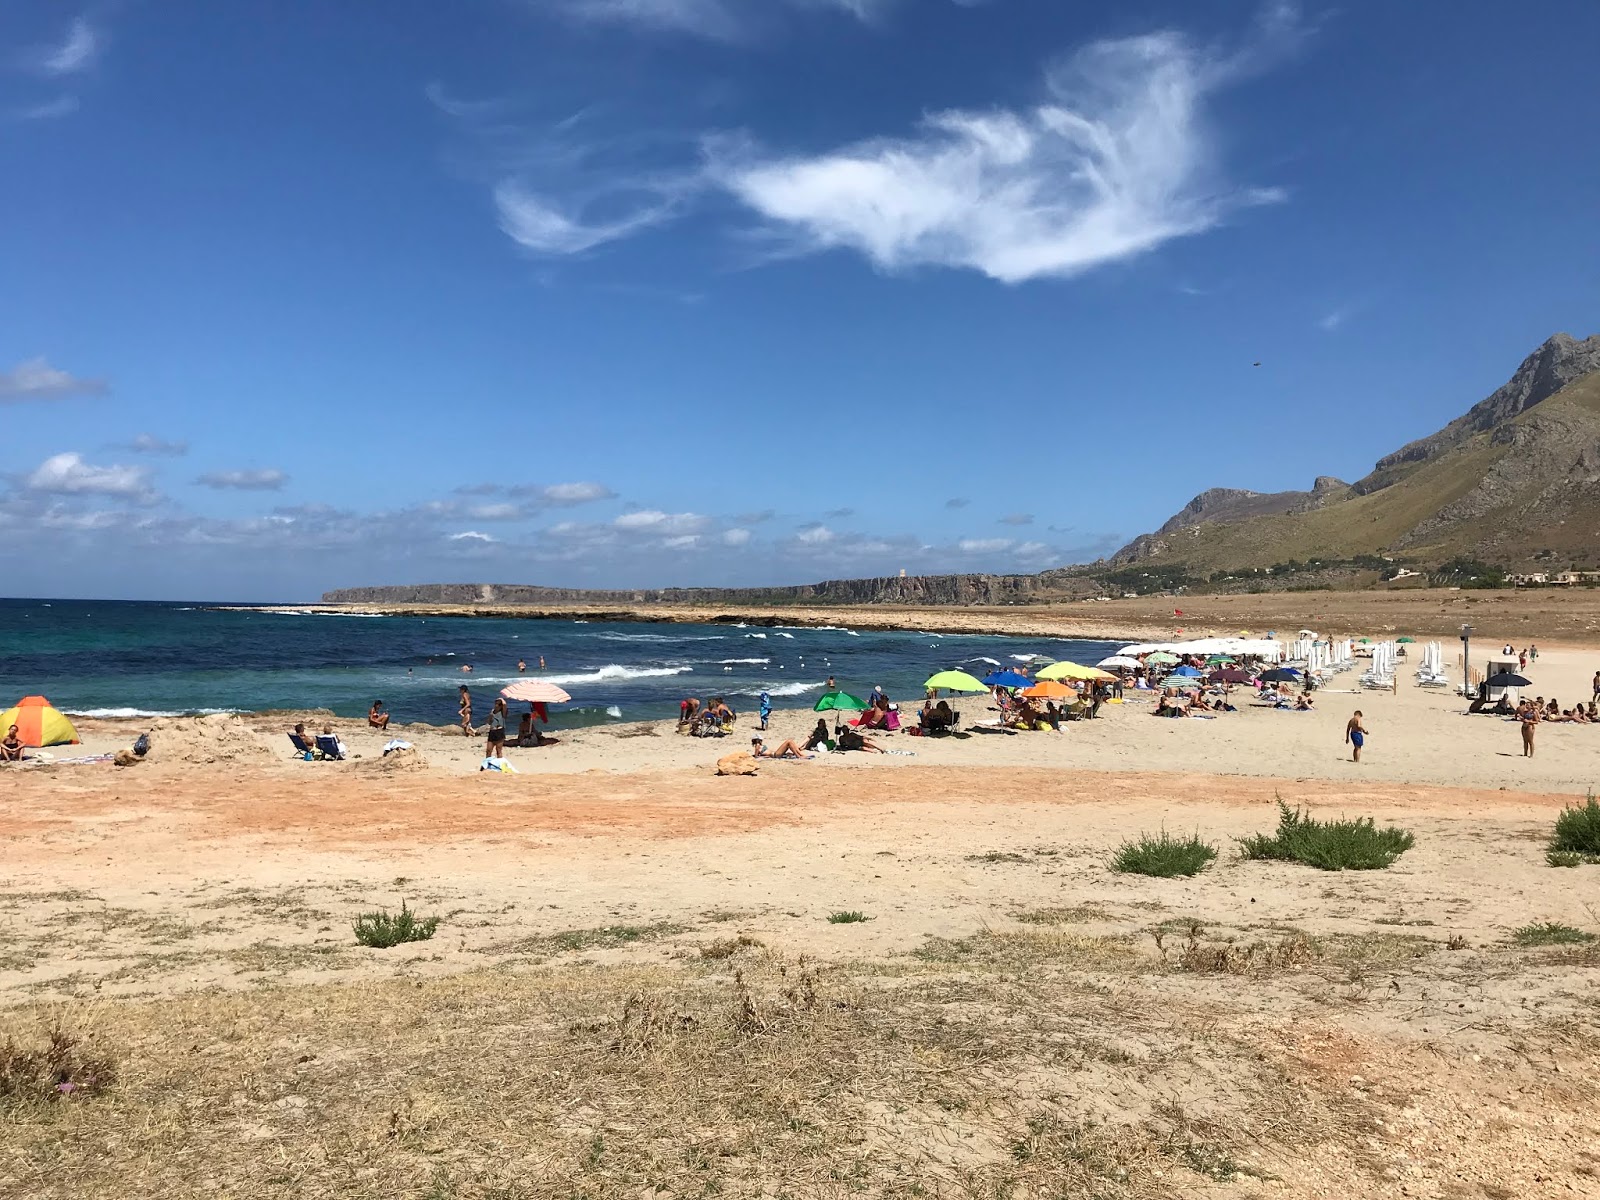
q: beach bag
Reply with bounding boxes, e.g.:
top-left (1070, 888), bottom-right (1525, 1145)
top-left (132, 733), bottom-right (150, 757)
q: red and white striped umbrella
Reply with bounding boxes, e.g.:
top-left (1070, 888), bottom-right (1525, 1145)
top-left (499, 680), bottom-right (572, 704)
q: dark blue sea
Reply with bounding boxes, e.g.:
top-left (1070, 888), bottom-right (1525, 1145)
top-left (0, 599), bottom-right (1124, 729)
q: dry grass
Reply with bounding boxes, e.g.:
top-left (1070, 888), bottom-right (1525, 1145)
top-left (1, 915), bottom-right (1597, 1199)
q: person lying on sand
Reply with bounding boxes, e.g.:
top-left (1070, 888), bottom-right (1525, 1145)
top-left (835, 725), bottom-right (884, 753)
top-left (1, 724), bottom-right (22, 762)
top-left (751, 736), bottom-right (808, 759)
top-left (368, 700), bottom-right (390, 730)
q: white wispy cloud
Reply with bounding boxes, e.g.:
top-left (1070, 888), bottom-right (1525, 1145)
top-left (721, 527), bottom-right (752, 546)
top-left (8, 96), bottom-right (80, 121)
top-left (0, 358), bottom-right (107, 401)
top-left (708, 25), bottom-right (1287, 283)
top-left (24, 452), bottom-right (152, 500)
top-left (1317, 307), bottom-right (1350, 332)
top-left (495, 180), bottom-right (683, 256)
top-left (613, 509), bottom-right (709, 534)
top-left (128, 433), bottom-right (189, 456)
top-left (196, 468), bottom-right (289, 491)
top-left (34, 17), bottom-right (100, 76)
top-left (449, 530), bottom-right (497, 542)
top-left (957, 537), bottom-right (1012, 553)
top-left (552, 0), bottom-right (897, 40)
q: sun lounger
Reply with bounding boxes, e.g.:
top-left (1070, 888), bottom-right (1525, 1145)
top-left (288, 733), bottom-right (327, 760)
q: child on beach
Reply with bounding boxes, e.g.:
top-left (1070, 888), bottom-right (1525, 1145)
top-left (1345, 711), bottom-right (1367, 762)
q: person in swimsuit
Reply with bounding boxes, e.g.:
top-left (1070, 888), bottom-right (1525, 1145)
top-left (1345, 710), bottom-right (1367, 762)
top-left (1, 724), bottom-right (22, 762)
top-left (751, 736), bottom-right (807, 759)
top-left (368, 700), bottom-right (390, 730)
top-left (485, 697), bottom-right (507, 759)
top-left (517, 659), bottom-right (527, 673)
top-left (459, 685), bottom-right (473, 737)
top-left (1518, 700), bottom-right (1538, 757)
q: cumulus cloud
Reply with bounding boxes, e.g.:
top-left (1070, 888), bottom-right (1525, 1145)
top-left (33, 17), bottom-right (99, 76)
top-left (196, 468), bottom-right (288, 491)
top-left (0, 358), bottom-right (107, 401)
top-left (24, 452), bottom-right (152, 500)
top-left (613, 509), bottom-right (709, 534)
top-left (708, 24), bottom-right (1288, 283)
top-left (534, 481), bottom-right (615, 504)
top-left (721, 527), bottom-right (752, 546)
top-left (128, 433), bottom-right (189, 456)
top-left (957, 537), bottom-right (1012, 553)
top-left (795, 524), bottom-right (835, 545)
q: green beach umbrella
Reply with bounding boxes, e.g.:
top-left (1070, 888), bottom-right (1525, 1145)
top-left (1205, 655), bottom-right (1236, 665)
top-left (923, 670), bottom-right (988, 693)
top-left (1396, 637), bottom-right (1415, 643)
top-left (1144, 651), bottom-right (1180, 665)
top-left (815, 690), bottom-right (868, 712)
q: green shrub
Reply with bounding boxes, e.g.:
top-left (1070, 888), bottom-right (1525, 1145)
top-left (1110, 831), bottom-right (1217, 878)
top-left (1547, 795), bottom-right (1600, 864)
top-left (827, 911), bottom-right (870, 924)
top-left (353, 900), bottom-right (439, 948)
top-left (1511, 922), bottom-right (1595, 947)
top-left (1238, 800), bottom-right (1414, 871)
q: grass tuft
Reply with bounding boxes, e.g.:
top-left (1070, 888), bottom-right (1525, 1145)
top-left (826, 911), bottom-right (870, 924)
top-left (1511, 922), bottom-right (1595, 947)
top-left (1546, 795), bottom-right (1600, 865)
top-left (1110, 830), bottom-right (1217, 878)
top-left (353, 900), bottom-right (440, 948)
top-left (1238, 799), bottom-right (1414, 871)
top-left (0, 1023), bottom-right (115, 1105)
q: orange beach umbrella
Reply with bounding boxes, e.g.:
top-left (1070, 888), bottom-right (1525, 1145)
top-left (1020, 680), bottom-right (1075, 700)
top-left (1, 695), bottom-right (80, 747)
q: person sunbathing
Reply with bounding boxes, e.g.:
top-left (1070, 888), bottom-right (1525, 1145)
top-left (803, 719), bottom-right (831, 751)
top-left (368, 700), bottom-right (390, 730)
top-left (835, 724), bottom-right (884, 752)
top-left (1294, 695), bottom-right (1314, 711)
top-left (1, 724), bottom-right (22, 762)
top-left (751, 736), bottom-right (807, 759)
top-left (858, 705), bottom-right (887, 730)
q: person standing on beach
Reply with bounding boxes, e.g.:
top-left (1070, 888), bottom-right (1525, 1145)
top-left (1591, 670), bottom-right (1600, 704)
top-left (1518, 700), bottom-right (1538, 757)
top-left (1345, 711), bottom-right (1367, 762)
top-left (485, 697), bottom-right (507, 759)
top-left (459, 685), bottom-right (473, 736)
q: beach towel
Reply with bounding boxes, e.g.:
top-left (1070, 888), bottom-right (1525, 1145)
top-left (382, 739), bottom-right (414, 755)
top-left (480, 757), bottom-right (517, 772)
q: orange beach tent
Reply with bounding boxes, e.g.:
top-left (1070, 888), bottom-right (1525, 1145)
top-left (1, 696), bottom-right (80, 747)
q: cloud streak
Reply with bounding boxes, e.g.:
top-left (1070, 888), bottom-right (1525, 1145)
top-left (196, 469), bottom-right (289, 491)
top-left (710, 27), bottom-right (1286, 283)
top-left (552, 0), bottom-right (898, 40)
top-left (35, 17), bottom-right (99, 76)
top-left (0, 358), bottom-right (107, 401)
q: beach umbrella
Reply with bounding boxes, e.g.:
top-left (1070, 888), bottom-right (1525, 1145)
top-left (500, 680), bottom-right (573, 704)
top-left (1205, 655), bottom-right (1236, 665)
top-left (0, 695), bottom-right (79, 747)
top-left (980, 669), bottom-right (1032, 689)
top-left (1169, 665), bottom-right (1203, 678)
top-left (1145, 651), bottom-right (1180, 665)
top-left (1036, 661), bottom-right (1106, 682)
top-left (1259, 668), bottom-right (1301, 682)
top-left (1020, 680), bottom-right (1074, 699)
top-left (1484, 672), bottom-right (1532, 688)
top-left (1208, 668), bottom-right (1251, 684)
top-left (1097, 655), bottom-right (1142, 670)
top-left (1396, 636), bottom-right (1415, 643)
top-left (815, 690), bottom-right (868, 712)
top-left (923, 670), bottom-right (989, 693)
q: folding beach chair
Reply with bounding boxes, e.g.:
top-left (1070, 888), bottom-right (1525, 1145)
top-left (314, 734), bottom-right (346, 761)
top-left (288, 732), bottom-right (327, 760)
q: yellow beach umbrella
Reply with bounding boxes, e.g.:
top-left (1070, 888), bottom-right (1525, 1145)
top-left (1036, 661), bottom-right (1115, 682)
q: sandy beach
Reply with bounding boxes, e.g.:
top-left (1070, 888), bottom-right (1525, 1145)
top-left (3, 615), bottom-right (1597, 1198)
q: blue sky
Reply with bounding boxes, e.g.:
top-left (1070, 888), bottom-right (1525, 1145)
top-left (3, 0), bottom-right (1597, 601)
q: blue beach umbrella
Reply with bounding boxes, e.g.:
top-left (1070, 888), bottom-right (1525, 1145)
top-left (981, 669), bottom-right (1033, 689)
top-left (1170, 665), bottom-right (1203, 678)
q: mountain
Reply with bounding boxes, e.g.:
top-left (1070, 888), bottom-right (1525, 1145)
top-left (1109, 333), bottom-right (1600, 573)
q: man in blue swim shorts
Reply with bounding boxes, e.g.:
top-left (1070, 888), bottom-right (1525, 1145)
top-left (1345, 710), bottom-right (1367, 763)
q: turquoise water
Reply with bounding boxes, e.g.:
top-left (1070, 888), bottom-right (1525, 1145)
top-left (0, 598), bottom-right (1123, 728)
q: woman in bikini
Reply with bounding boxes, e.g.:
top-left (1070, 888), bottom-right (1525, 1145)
top-left (485, 697), bottom-right (507, 759)
top-left (459, 685), bottom-right (473, 737)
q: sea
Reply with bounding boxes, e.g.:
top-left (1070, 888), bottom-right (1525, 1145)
top-left (0, 598), bottom-right (1126, 729)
